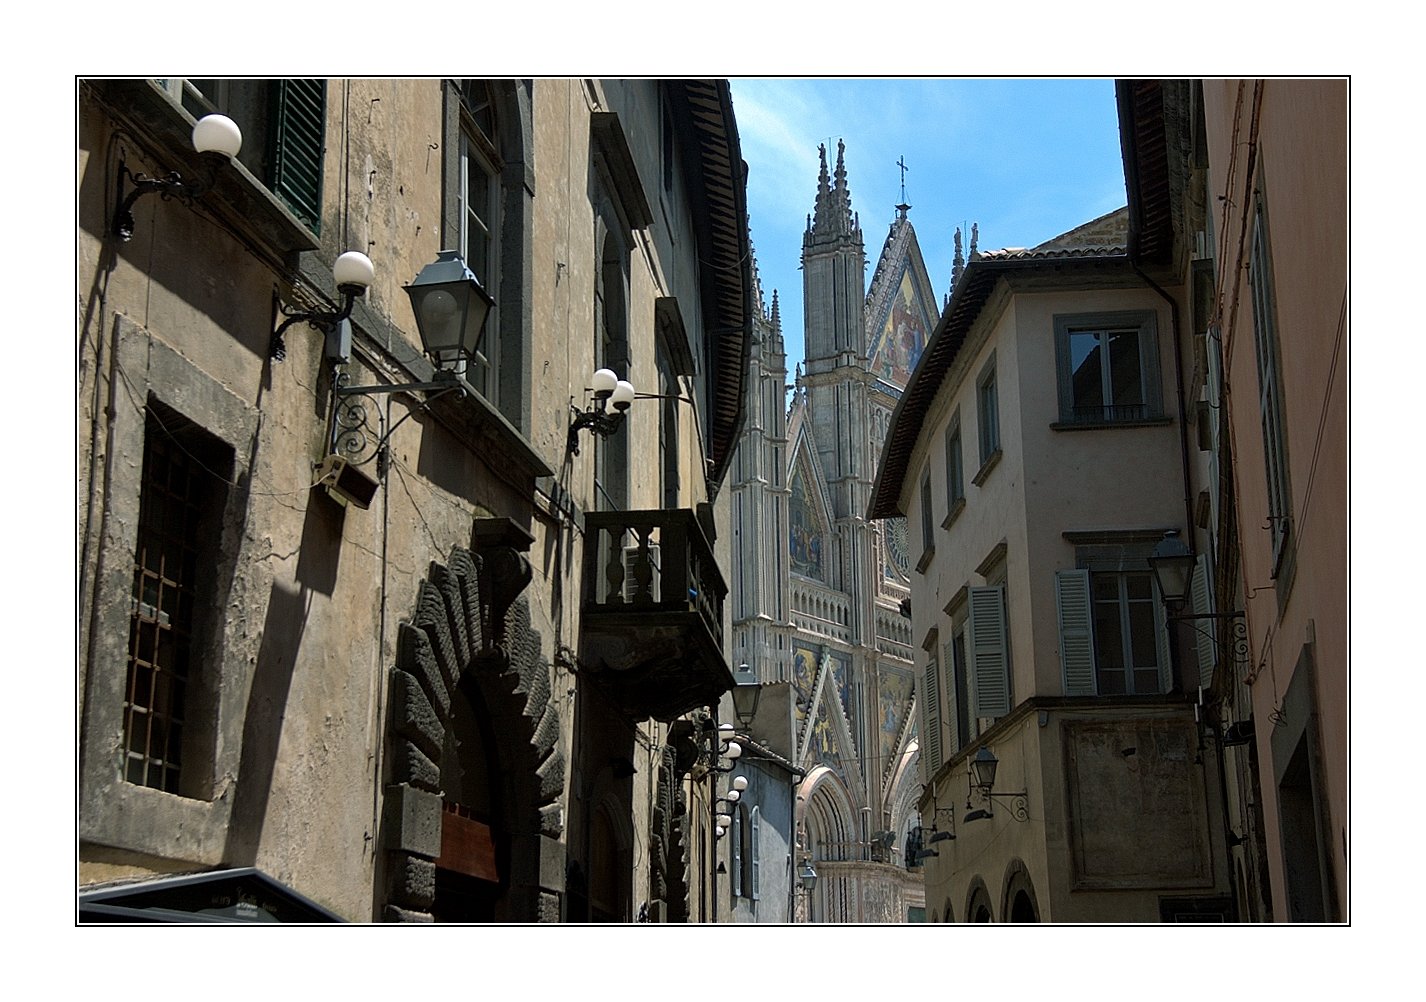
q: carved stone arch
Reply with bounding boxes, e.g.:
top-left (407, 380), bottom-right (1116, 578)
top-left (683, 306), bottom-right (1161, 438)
top-left (382, 542), bottom-right (565, 923)
top-left (800, 767), bottom-right (856, 860)
top-left (965, 876), bottom-right (994, 923)
top-left (1000, 858), bottom-right (1041, 923)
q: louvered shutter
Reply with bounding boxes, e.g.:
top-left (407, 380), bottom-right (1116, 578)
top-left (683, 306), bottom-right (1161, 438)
top-left (268, 79), bottom-right (326, 232)
top-left (969, 586), bottom-right (1010, 717)
top-left (1191, 554), bottom-right (1217, 690)
top-left (920, 651), bottom-right (942, 783)
top-left (942, 640), bottom-right (960, 757)
top-left (1056, 569), bottom-right (1097, 696)
top-left (1153, 577), bottom-right (1175, 694)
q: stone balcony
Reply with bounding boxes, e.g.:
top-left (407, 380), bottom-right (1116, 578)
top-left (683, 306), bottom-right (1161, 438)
top-left (579, 509), bottom-right (733, 722)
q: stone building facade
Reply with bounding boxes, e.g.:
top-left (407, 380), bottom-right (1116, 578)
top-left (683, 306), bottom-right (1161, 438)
top-left (727, 143), bottom-right (927, 922)
top-left (77, 78), bottom-right (752, 922)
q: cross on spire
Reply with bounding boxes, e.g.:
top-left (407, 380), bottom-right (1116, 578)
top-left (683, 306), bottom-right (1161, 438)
top-left (897, 156), bottom-right (909, 203)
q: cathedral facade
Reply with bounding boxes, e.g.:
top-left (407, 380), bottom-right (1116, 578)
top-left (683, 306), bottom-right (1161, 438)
top-left (729, 142), bottom-right (937, 921)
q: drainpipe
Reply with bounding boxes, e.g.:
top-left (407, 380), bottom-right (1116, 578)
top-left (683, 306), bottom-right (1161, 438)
top-left (1133, 265), bottom-right (1196, 540)
top-left (1136, 264), bottom-right (1239, 919)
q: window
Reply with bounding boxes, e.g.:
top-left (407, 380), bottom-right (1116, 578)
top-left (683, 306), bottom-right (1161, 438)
top-left (595, 228), bottom-right (631, 511)
top-left (948, 622), bottom-right (972, 754)
top-left (457, 81), bottom-right (501, 399)
top-left (657, 343), bottom-right (678, 509)
top-left (942, 413), bottom-right (965, 527)
top-left (975, 356), bottom-right (1000, 475)
top-left (1054, 311), bottom-right (1162, 425)
top-left (916, 472), bottom-right (935, 573)
top-left (731, 806), bottom-right (743, 897)
top-left (1248, 187), bottom-right (1292, 574)
top-left (750, 806), bottom-right (761, 901)
top-left (1056, 561), bottom-right (1172, 697)
top-left (125, 404), bottom-right (232, 795)
top-left (168, 79), bottom-right (327, 233)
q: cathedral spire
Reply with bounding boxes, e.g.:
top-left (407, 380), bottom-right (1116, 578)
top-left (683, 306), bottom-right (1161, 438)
top-left (809, 139), bottom-right (857, 239)
top-left (770, 289), bottom-right (781, 334)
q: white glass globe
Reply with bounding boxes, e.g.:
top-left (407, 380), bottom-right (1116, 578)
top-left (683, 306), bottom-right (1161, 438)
top-left (333, 251), bottom-right (375, 291)
top-left (611, 379), bottom-right (636, 411)
top-left (732, 775), bottom-right (748, 791)
top-left (192, 114), bottom-right (242, 157)
top-left (591, 368), bottom-right (618, 396)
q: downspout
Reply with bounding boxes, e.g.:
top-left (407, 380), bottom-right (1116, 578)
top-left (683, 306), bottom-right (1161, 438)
top-left (1134, 262), bottom-right (1241, 921)
top-left (1133, 264), bottom-right (1196, 541)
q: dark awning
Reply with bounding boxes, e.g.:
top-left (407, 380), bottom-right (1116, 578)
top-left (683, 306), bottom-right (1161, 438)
top-left (77, 866), bottom-right (343, 923)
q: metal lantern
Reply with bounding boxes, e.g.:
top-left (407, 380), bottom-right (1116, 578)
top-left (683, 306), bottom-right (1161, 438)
top-left (404, 250), bottom-right (495, 370)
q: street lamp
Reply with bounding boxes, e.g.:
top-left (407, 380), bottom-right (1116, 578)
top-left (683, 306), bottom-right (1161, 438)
top-left (1148, 530), bottom-right (1196, 608)
top-left (403, 250), bottom-right (496, 373)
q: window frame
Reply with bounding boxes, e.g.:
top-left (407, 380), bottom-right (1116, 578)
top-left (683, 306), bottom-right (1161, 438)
top-left (1248, 185), bottom-right (1293, 575)
top-left (916, 471), bottom-right (935, 574)
top-left (942, 410), bottom-right (965, 529)
top-left (79, 316), bottom-right (257, 864)
top-left (457, 83), bottom-right (502, 399)
top-left (1052, 310), bottom-right (1163, 426)
top-left (973, 355), bottom-right (1002, 482)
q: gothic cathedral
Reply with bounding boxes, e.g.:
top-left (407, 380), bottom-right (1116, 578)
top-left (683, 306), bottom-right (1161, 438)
top-left (730, 142), bottom-right (943, 921)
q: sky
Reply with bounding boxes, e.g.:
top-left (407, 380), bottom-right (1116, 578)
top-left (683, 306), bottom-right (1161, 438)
top-left (728, 78), bottom-right (1129, 371)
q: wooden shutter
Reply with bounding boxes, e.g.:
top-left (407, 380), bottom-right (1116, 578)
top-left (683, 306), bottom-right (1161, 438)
top-left (268, 79), bottom-right (326, 232)
top-left (969, 586), bottom-right (1010, 717)
top-left (1191, 554), bottom-right (1217, 690)
top-left (920, 650), bottom-right (942, 783)
top-left (1056, 569), bottom-right (1097, 696)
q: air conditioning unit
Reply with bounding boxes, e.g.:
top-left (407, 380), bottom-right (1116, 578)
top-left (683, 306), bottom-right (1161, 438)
top-left (314, 453), bottom-right (379, 510)
top-left (622, 543), bottom-right (661, 603)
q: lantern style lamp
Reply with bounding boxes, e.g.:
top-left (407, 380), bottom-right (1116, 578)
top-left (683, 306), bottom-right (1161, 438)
top-left (404, 250), bottom-right (496, 372)
top-left (970, 746), bottom-right (999, 794)
top-left (731, 681), bottom-right (762, 731)
top-left (1149, 530), bottom-right (1195, 609)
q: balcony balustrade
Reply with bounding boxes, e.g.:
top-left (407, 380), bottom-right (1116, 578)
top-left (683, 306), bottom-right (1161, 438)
top-left (580, 508), bottom-right (733, 722)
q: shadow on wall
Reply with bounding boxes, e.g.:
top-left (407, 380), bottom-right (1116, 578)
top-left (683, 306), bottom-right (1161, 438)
top-left (223, 494), bottom-right (344, 864)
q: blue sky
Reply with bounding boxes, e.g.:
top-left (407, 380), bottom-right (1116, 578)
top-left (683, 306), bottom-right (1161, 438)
top-left (728, 78), bottom-right (1129, 370)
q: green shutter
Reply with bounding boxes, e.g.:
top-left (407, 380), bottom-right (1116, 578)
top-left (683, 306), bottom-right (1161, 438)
top-left (920, 650), bottom-right (942, 783)
top-left (268, 79), bottom-right (326, 233)
top-left (1191, 555), bottom-right (1217, 690)
top-left (1056, 569), bottom-right (1097, 696)
top-left (969, 586), bottom-right (1010, 717)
